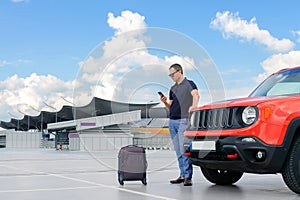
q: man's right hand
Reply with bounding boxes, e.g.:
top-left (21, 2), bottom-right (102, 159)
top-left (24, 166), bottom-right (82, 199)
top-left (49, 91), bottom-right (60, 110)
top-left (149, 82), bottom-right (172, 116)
top-left (160, 95), bottom-right (167, 104)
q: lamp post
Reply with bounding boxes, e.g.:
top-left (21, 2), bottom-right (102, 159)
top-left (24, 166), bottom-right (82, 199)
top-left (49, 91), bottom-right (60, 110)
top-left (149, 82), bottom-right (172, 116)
top-left (60, 96), bottom-right (74, 105)
top-left (17, 109), bottom-right (30, 130)
top-left (7, 112), bottom-right (20, 130)
top-left (145, 100), bottom-right (153, 126)
top-left (146, 100), bottom-right (153, 118)
top-left (17, 104), bottom-right (41, 131)
top-left (28, 105), bottom-right (42, 131)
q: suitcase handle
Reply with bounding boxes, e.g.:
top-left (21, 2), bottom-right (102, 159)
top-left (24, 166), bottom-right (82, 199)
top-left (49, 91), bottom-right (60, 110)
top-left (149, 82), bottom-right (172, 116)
top-left (122, 144), bottom-right (146, 150)
top-left (125, 144), bottom-right (139, 147)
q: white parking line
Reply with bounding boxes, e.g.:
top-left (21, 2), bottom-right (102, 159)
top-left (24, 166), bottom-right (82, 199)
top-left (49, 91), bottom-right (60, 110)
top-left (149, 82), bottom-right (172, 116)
top-left (0, 164), bottom-right (177, 200)
top-left (49, 172), bottom-right (177, 200)
top-left (0, 186), bottom-right (100, 193)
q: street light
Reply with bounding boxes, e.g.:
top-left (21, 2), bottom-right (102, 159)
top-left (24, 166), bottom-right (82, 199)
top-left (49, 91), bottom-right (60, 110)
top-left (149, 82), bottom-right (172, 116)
top-left (145, 100), bottom-right (153, 127)
top-left (17, 104), bottom-right (40, 131)
top-left (7, 112), bottom-right (20, 130)
top-left (28, 105), bottom-right (39, 112)
top-left (27, 105), bottom-right (42, 131)
top-left (60, 96), bottom-right (74, 105)
top-left (17, 108), bottom-right (30, 130)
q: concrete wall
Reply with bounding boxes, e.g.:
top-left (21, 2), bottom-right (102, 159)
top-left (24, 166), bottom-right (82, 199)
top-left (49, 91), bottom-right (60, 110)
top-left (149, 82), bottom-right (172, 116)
top-left (78, 130), bottom-right (133, 151)
top-left (68, 133), bottom-right (80, 151)
top-left (4, 130), bottom-right (41, 148)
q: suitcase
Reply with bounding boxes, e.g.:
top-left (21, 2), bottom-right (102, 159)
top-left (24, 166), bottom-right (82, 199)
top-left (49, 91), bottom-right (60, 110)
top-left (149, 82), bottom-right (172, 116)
top-left (118, 145), bottom-right (147, 185)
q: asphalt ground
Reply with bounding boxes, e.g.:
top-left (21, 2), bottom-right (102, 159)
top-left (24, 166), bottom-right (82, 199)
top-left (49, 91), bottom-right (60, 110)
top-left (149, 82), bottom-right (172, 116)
top-left (0, 148), bottom-right (299, 200)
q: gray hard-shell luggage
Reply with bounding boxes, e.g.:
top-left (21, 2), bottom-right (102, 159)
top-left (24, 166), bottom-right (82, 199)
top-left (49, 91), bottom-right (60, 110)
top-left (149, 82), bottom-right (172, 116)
top-left (118, 145), bottom-right (147, 185)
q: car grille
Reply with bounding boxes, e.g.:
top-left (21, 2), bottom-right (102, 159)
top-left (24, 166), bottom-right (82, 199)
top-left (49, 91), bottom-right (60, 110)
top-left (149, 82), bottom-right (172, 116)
top-left (188, 107), bottom-right (243, 130)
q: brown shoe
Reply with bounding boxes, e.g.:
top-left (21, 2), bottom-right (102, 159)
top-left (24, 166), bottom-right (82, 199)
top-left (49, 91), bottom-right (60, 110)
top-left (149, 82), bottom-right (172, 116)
top-left (183, 178), bottom-right (192, 186)
top-left (170, 177), bottom-right (185, 184)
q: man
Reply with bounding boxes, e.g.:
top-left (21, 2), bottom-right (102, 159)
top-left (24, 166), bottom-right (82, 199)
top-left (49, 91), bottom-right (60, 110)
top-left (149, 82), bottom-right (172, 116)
top-left (160, 63), bottom-right (200, 186)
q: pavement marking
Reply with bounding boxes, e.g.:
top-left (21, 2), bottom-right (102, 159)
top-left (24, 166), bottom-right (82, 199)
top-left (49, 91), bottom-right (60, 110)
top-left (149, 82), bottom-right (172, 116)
top-left (0, 164), bottom-right (177, 200)
top-left (0, 186), bottom-right (101, 193)
top-left (47, 172), bottom-right (178, 200)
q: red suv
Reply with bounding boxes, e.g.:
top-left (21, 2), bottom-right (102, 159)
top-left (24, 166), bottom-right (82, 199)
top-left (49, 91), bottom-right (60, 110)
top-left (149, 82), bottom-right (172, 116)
top-left (184, 66), bottom-right (300, 194)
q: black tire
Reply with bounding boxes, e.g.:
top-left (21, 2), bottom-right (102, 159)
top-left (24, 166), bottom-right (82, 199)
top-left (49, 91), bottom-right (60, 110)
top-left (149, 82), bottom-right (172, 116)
top-left (142, 178), bottom-right (147, 185)
top-left (201, 167), bottom-right (243, 185)
top-left (282, 136), bottom-right (300, 194)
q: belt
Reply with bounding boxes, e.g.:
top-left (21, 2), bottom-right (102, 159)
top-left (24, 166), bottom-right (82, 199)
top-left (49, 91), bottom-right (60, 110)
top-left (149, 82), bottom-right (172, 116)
top-left (170, 117), bottom-right (188, 120)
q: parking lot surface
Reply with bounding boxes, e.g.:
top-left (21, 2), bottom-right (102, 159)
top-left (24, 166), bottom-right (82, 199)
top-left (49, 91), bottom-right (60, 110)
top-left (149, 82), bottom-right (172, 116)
top-left (0, 148), bottom-right (299, 200)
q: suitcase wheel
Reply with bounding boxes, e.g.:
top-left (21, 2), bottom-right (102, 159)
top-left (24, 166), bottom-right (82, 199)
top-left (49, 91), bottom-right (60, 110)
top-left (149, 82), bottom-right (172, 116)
top-left (118, 175), bottom-right (124, 185)
top-left (142, 178), bottom-right (147, 185)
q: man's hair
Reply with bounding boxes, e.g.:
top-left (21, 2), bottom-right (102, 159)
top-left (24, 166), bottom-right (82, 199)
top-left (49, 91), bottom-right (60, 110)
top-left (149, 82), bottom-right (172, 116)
top-left (169, 63), bottom-right (183, 74)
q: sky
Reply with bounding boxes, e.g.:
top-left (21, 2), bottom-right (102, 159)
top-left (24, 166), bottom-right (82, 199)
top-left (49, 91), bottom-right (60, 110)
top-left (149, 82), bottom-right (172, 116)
top-left (1, 0), bottom-right (300, 122)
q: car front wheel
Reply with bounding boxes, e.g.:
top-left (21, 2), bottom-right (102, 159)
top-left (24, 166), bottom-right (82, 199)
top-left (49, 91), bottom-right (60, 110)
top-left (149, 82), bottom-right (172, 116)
top-left (282, 136), bottom-right (300, 194)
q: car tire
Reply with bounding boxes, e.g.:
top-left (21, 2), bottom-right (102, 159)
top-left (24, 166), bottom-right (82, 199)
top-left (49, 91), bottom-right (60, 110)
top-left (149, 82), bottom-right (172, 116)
top-left (282, 136), bottom-right (300, 194)
top-left (201, 167), bottom-right (243, 185)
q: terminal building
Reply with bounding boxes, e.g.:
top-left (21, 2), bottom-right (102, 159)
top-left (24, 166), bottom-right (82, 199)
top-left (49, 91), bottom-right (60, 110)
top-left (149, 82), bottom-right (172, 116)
top-left (0, 97), bottom-right (171, 151)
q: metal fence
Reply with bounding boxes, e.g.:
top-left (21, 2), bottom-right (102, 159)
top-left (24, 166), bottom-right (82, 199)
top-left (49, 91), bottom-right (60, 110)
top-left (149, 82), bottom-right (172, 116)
top-left (133, 133), bottom-right (172, 150)
top-left (0, 130), bottom-right (173, 151)
top-left (4, 130), bottom-right (41, 148)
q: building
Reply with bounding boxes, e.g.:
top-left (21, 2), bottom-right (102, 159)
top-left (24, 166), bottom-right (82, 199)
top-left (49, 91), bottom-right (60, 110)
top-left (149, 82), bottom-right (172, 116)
top-left (0, 97), bottom-right (170, 151)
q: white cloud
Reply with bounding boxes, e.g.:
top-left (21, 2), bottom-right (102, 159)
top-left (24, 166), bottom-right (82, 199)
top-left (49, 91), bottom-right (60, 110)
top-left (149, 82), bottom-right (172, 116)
top-left (292, 30), bottom-right (300, 43)
top-left (0, 60), bottom-right (10, 67)
top-left (10, 0), bottom-right (29, 3)
top-left (0, 73), bottom-right (74, 121)
top-left (210, 11), bottom-right (295, 53)
top-left (0, 59), bottom-right (31, 67)
top-left (255, 50), bottom-right (300, 82)
top-left (164, 56), bottom-right (195, 71)
top-left (107, 10), bottom-right (146, 35)
top-left (76, 10), bottom-right (200, 105)
top-left (225, 85), bottom-right (256, 99)
top-left (17, 59), bottom-right (32, 64)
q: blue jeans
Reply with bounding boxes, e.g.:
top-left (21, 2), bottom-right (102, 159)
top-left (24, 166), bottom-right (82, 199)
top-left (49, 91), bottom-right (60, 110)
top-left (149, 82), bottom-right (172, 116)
top-left (169, 119), bottom-right (193, 179)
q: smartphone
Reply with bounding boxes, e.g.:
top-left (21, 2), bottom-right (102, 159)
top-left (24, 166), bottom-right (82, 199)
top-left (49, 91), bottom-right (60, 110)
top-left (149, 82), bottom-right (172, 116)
top-left (158, 91), bottom-right (164, 97)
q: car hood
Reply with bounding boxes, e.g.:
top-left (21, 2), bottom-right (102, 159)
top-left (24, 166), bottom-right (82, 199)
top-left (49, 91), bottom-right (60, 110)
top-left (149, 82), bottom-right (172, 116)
top-left (197, 95), bottom-right (293, 110)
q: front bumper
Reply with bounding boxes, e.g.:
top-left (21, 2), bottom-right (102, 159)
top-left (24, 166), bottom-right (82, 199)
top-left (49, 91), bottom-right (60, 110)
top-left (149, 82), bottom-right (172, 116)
top-left (184, 136), bottom-right (288, 173)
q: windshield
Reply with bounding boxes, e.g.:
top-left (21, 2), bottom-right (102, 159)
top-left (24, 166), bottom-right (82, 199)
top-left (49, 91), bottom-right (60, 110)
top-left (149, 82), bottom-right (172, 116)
top-left (250, 67), bottom-right (300, 97)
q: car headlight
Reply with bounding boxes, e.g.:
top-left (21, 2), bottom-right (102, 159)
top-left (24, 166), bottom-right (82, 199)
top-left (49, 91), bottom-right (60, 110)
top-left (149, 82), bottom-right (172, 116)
top-left (242, 106), bottom-right (257, 125)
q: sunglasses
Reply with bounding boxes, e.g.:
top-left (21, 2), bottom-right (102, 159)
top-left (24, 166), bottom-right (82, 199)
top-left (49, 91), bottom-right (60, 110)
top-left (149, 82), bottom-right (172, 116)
top-left (168, 70), bottom-right (179, 77)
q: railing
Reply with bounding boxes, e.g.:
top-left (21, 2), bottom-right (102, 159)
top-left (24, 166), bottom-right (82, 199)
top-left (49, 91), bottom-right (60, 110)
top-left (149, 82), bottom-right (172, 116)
top-left (133, 133), bottom-right (172, 150)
